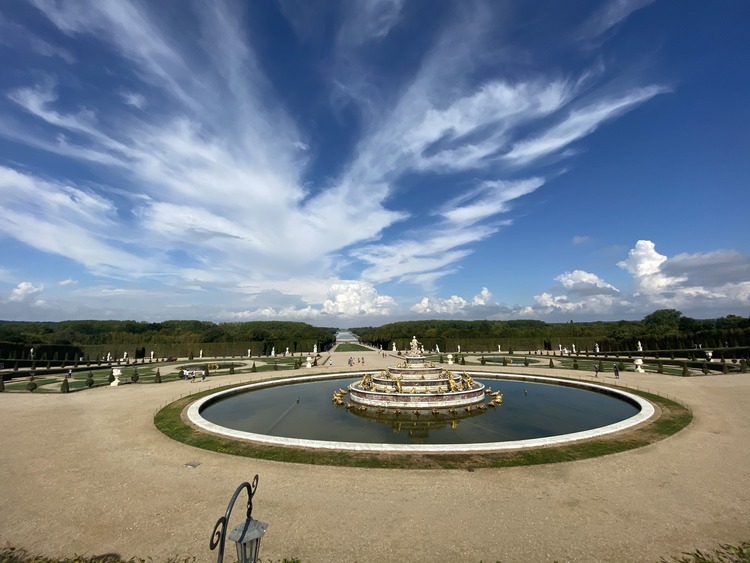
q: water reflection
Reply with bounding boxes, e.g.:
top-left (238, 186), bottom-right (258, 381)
top-left (199, 377), bottom-right (639, 445)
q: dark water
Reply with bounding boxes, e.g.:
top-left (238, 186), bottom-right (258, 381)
top-left (199, 378), bottom-right (640, 445)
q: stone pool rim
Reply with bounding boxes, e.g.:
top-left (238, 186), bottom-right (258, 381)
top-left (186, 371), bottom-right (655, 454)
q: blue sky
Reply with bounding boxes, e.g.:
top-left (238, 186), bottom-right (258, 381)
top-left (1, 0), bottom-right (749, 326)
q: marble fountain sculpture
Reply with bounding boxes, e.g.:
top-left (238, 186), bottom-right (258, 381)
top-left (345, 336), bottom-right (498, 411)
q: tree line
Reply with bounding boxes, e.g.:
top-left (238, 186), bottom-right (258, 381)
top-left (0, 320), bottom-right (337, 362)
top-left (350, 310), bottom-right (750, 353)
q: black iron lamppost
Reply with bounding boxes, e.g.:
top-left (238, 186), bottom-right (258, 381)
top-left (210, 475), bottom-right (268, 563)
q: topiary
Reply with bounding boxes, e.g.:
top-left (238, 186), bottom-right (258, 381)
top-left (26, 381), bottom-right (37, 392)
top-left (573, 359), bottom-right (579, 370)
top-left (702, 362), bottom-right (710, 375)
top-left (131, 373), bottom-right (139, 383)
top-left (739, 359), bottom-right (747, 373)
top-left (251, 362), bottom-right (257, 373)
top-left (524, 357), bottom-right (529, 367)
top-left (480, 357), bottom-right (486, 365)
top-left (61, 378), bottom-right (70, 393)
top-left (548, 358), bottom-right (554, 368)
top-left (682, 363), bottom-right (690, 377)
top-left (229, 364), bottom-right (235, 374)
top-left (657, 361), bottom-right (664, 373)
top-left (29, 375), bottom-right (35, 382)
top-left (155, 368), bottom-right (162, 383)
top-left (273, 361), bottom-right (279, 371)
top-left (722, 362), bottom-right (729, 374)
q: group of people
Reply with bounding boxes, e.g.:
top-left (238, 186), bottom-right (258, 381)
top-left (180, 368), bottom-right (206, 382)
top-left (347, 356), bottom-right (365, 367)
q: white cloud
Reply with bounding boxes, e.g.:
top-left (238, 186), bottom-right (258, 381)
top-left (617, 239), bottom-right (685, 295)
top-left (121, 91), bottom-right (146, 109)
top-left (339, 0), bottom-right (405, 45)
top-left (8, 281), bottom-right (44, 302)
top-left (572, 235), bottom-right (592, 245)
top-left (58, 278), bottom-right (78, 286)
top-left (555, 270), bottom-right (619, 295)
top-left (578, 0), bottom-right (656, 40)
top-left (411, 288), bottom-right (496, 315)
top-left (322, 282), bottom-right (395, 316)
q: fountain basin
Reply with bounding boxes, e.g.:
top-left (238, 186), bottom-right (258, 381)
top-left (187, 372), bottom-right (654, 453)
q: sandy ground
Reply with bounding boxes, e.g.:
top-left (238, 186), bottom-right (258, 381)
top-left (1, 350), bottom-right (748, 563)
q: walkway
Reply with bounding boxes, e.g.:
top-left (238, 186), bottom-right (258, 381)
top-left (0, 349), bottom-right (748, 562)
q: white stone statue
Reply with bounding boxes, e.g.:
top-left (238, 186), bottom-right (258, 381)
top-left (150, 350), bottom-right (154, 360)
top-left (305, 356), bottom-right (313, 368)
top-left (110, 368), bottom-right (122, 387)
top-left (457, 345), bottom-right (461, 353)
top-left (199, 349), bottom-right (203, 359)
top-left (572, 344), bottom-right (576, 354)
top-left (637, 341), bottom-right (643, 352)
top-left (392, 342), bottom-right (397, 352)
top-left (558, 344), bottom-right (562, 351)
top-left (29, 348), bottom-right (34, 359)
top-left (247, 349), bottom-right (251, 358)
top-left (595, 343), bottom-right (600, 353)
top-left (410, 336), bottom-right (420, 355)
top-left (435, 344), bottom-right (440, 353)
top-left (271, 347), bottom-right (276, 357)
top-left (313, 344), bottom-right (318, 354)
top-left (498, 345), bottom-right (501, 353)
top-left (106, 352), bottom-right (112, 362)
top-left (447, 353), bottom-right (454, 365)
top-left (285, 347), bottom-right (290, 356)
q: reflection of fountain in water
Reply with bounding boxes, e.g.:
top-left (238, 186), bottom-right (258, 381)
top-left (346, 401), bottom-right (494, 442)
top-left (339, 336), bottom-right (502, 420)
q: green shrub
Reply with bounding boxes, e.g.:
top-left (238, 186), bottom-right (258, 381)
top-left (658, 361), bottom-right (664, 373)
top-left (741, 359), bottom-right (747, 373)
top-left (502, 356), bottom-right (508, 366)
top-left (61, 378), bottom-right (70, 393)
top-left (26, 381), bottom-right (37, 392)
top-left (702, 362), bottom-right (710, 375)
top-left (508, 347), bottom-right (514, 355)
top-left (131, 373), bottom-right (139, 383)
top-left (480, 357), bottom-right (486, 365)
top-left (722, 362), bottom-right (729, 374)
top-left (29, 374), bottom-right (35, 382)
top-left (229, 364), bottom-right (235, 374)
top-left (549, 358), bottom-right (554, 368)
top-left (682, 363), bottom-right (690, 377)
top-left (86, 374), bottom-right (95, 388)
top-left (524, 357), bottom-right (529, 367)
top-left (618, 361), bottom-right (625, 371)
top-left (273, 361), bottom-right (279, 371)
top-left (573, 359), bottom-right (579, 370)
top-left (251, 362), bottom-right (257, 373)
top-left (155, 368), bottom-right (162, 383)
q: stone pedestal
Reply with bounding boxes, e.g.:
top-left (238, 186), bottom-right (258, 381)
top-left (447, 353), bottom-right (454, 365)
top-left (306, 356), bottom-right (312, 368)
top-left (634, 358), bottom-right (645, 373)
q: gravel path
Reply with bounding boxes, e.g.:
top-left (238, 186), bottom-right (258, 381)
top-left (1, 351), bottom-right (748, 562)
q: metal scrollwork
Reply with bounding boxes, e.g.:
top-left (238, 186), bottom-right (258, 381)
top-left (210, 474), bottom-right (260, 563)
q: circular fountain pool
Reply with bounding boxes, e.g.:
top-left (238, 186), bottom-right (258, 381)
top-left (187, 372), bottom-right (654, 453)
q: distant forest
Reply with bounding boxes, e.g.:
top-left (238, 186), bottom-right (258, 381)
top-left (1, 310), bottom-right (749, 364)
top-left (0, 320), bottom-right (337, 362)
top-left (350, 309), bottom-right (750, 353)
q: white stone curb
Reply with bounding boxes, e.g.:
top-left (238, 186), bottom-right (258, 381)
top-left (186, 371), bottom-right (655, 454)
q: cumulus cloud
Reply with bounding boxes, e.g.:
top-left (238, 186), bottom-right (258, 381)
top-left (534, 240), bottom-right (750, 319)
top-left (322, 282), bottom-right (395, 316)
top-left (617, 240), bottom-right (685, 295)
top-left (412, 288), bottom-right (498, 315)
top-left (8, 281), bottom-right (44, 302)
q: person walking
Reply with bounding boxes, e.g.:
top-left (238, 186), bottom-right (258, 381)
top-left (613, 364), bottom-right (620, 379)
top-left (594, 364), bottom-right (599, 377)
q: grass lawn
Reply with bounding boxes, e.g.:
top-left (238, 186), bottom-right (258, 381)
top-left (334, 343), bottom-right (370, 352)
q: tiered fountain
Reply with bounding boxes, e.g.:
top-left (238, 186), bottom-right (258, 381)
top-left (346, 336), bottom-right (493, 411)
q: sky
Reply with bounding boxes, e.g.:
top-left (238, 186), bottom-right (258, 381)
top-left (0, 0), bottom-right (749, 327)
